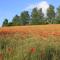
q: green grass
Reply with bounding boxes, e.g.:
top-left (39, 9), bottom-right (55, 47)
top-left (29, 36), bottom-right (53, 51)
top-left (0, 34), bottom-right (60, 60)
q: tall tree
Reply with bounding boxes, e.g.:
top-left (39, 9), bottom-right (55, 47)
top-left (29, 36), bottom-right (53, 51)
top-left (38, 8), bottom-right (44, 24)
top-left (47, 5), bottom-right (55, 24)
top-left (57, 6), bottom-right (60, 17)
top-left (31, 8), bottom-right (39, 25)
top-left (20, 11), bottom-right (30, 25)
top-left (2, 19), bottom-right (8, 27)
top-left (12, 15), bottom-right (21, 26)
top-left (56, 6), bottom-right (60, 23)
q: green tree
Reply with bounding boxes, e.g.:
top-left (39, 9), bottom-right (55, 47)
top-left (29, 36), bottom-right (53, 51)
top-left (31, 8), bottom-right (39, 25)
top-left (38, 8), bottom-right (44, 24)
top-left (12, 15), bottom-right (21, 26)
top-left (2, 19), bottom-right (8, 27)
top-left (56, 6), bottom-right (60, 23)
top-left (57, 6), bottom-right (60, 18)
top-left (47, 5), bottom-right (55, 24)
top-left (20, 11), bottom-right (30, 25)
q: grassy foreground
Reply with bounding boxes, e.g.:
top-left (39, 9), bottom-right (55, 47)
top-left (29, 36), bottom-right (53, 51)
top-left (0, 33), bottom-right (60, 60)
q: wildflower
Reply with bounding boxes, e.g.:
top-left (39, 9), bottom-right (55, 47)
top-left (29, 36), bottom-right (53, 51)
top-left (7, 47), bottom-right (13, 54)
top-left (30, 48), bottom-right (36, 53)
top-left (0, 53), bottom-right (3, 60)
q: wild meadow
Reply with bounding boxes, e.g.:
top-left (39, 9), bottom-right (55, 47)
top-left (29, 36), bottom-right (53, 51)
top-left (0, 33), bottom-right (60, 60)
top-left (0, 0), bottom-right (60, 60)
top-left (0, 25), bottom-right (60, 60)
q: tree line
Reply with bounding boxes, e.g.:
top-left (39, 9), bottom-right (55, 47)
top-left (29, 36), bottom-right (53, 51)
top-left (2, 4), bottom-right (60, 26)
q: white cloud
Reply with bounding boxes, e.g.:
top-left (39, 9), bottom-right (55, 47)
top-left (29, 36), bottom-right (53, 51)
top-left (25, 1), bottom-right (49, 15)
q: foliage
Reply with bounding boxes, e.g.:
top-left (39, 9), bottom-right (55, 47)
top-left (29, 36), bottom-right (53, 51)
top-left (2, 19), bottom-right (8, 27)
top-left (12, 15), bottom-right (21, 26)
top-left (8, 22), bottom-right (13, 26)
top-left (56, 6), bottom-right (60, 24)
top-left (38, 8), bottom-right (44, 24)
top-left (47, 5), bottom-right (55, 24)
top-left (20, 11), bottom-right (30, 25)
top-left (2, 5), bottom-right (60, 26)
top-left (31, 8), bottom-right (40, 25)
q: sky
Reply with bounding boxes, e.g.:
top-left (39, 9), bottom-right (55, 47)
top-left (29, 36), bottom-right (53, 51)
top-left (0, 0), bottom-right (60, 26)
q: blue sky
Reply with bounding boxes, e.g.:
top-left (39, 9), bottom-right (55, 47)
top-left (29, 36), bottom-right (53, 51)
top-left (0, 0), bottom-right (60, 26)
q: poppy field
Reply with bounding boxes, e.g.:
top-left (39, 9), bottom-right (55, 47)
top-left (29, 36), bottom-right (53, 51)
top-left (0, 24), bottom-right (60, 60)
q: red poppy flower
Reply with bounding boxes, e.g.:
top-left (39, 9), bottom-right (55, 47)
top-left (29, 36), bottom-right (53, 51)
top-left (7, 48), bottom-right (13, 53)
top-left (0, 53), bottom-right (3, 60)
top-left (30, 48), bottom-right (36, 53)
